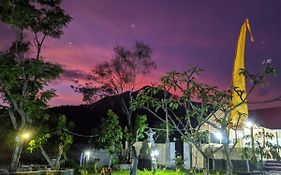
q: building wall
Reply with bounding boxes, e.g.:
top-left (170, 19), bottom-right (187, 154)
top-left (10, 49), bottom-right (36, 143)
top-left (134, 141), bottom-right (177, 167)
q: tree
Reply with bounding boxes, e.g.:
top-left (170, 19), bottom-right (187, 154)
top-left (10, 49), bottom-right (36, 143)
top-left (27, 115), bottom-right (74, 169)
top-left (132, 64), bottom-right (278, 175)
top-left (242, 128), bottom-right (281, 174)
top-left (73, 41), bottom-right (156, 160)
top-left (125, 114), bottom-right (147, 175)
top-left (132, 66), bottom-right (229, 175)
top-left (124, 114), bottom-right (148, 146)
top-left (94, 110), bottom-right (123, 168)
top-left (0, 0), bottom-right (71, 171)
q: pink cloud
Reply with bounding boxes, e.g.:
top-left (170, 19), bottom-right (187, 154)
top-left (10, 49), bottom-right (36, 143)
top-left (41, 43), bottom-right (112, 71)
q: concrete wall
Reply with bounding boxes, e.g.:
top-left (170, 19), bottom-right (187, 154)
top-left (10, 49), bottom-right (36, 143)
top-left (135, 142), bottom-right (178, 168)
top-left (135, 141), bottom-right (191, 169)
top-left (82, 149), bottom-right (110, 167)
top-left (84, 141), bottom-right (192, 170)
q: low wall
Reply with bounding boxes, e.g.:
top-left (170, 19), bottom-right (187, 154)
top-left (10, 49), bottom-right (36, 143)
top-left (8, 169), bottom-right (74, 175)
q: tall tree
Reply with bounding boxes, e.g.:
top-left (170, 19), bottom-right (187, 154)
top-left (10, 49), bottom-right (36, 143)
top-left (73, 41), bottom-right (156, 159)
top-left (0, 0), bottom-right (71, 171)
top-left (95, 110), bottom-right (123, 168)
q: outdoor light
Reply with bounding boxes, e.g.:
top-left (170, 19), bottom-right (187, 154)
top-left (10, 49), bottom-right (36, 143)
top-left (151, 150), bottom-right (159, 157)
top-left (84, 150), bottom-right (91, 161)
top-left (245, 120), bottom-right (253, 128)
top-left (21, 132), bottom-right (31, 140)
top-left (214, 132), bottom-right (223, 141)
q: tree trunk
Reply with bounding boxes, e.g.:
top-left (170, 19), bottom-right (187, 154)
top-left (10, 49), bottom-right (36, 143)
top-left (55, 145), bottom-right (64, 169)
top-left (223, 143), bottom-right (233, 175)
top-left (203, 156), bottom-right (210, 175)
top-left (121, 95), bottom-right (132, 163)
top-left (40, 146), bottom-right (55, 169)
top-left (130, 146), bottom-right (138, 175)
top-left (108, 154), bottom-right (112, 168)
top-left (246, 159), bottom-right (250, 172)
top-left (10, 135), bottom-right (23, 171)
top-left (260, 156), bottom-right (264, 175)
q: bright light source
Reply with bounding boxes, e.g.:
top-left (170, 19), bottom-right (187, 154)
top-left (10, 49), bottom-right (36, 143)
top-left (236, 130), bottom-right (244, 139)
top-left (214, 132), bottom-right (222, 141)
top-left (84, 150), bottom-right (91, 157)
top-left (84, 150), bottom-right (91, 161)
top-left (151, 150), bottom-right (159, 157)
top-left (245, 120), bottom-right (253, 128)
top-left (21, 132), bottom-right (31, 140)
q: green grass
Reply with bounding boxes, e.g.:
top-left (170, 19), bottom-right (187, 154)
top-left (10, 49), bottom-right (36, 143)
top-left (112, 170), bottom-right (185, 175)
top-left (88, 170), bottom-right (221, 175)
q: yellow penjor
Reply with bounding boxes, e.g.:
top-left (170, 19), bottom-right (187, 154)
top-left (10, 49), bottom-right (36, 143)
top-left (230, 19), bottom-right (254, 127)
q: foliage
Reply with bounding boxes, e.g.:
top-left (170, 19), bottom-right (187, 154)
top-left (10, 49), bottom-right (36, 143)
top-left (77, 162), bottom-right (98, 174)
top-left (124, 114), bottom-right (148, 144)
top-left (132, 66), bottom-right (230, 173)
top-left (79, 169), bottom-right (89, 175)
top-left (149, 122), bottom-right (174, 143)
top-left (95, 110), bottom-right (123, 155)
top-left (27, 133), bottom-right (51, 153)
top-left (72, 42), bottom-right (156, 162)
top-left (242, 129), bottom-right (281, 171)
top-left (27, 115), bottom-right (74, 168)
top-left (28, 115), bottom-right (74, 151)
top-left (0, 0), bottom-right (71, 39)
top-left (135, 115), bottom-right (148, 140)
top-left (132, 63), bottom-right (278, 175)
top-left (0, 0), bottom-right (71, 170)
top-left (86, 169), bottom-right (221, 175)
top-left (174, 155), bottom-right (184, 169)
top-left (72, 42), bottom-right (156, 104)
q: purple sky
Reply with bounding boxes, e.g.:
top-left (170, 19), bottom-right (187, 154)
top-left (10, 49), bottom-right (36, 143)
top-left (0, 0), bottom-right (280, 109)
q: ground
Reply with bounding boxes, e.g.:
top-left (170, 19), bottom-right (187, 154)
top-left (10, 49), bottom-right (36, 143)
top-left (88, 170), bottom-right (220, 175)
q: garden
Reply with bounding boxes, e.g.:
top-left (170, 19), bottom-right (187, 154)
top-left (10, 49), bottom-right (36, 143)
top-left (0, 1), bottom-right (280, 175)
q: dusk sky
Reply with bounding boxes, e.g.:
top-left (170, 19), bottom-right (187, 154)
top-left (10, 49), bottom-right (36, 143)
top-left (0, 0), bottom-right (280, 109)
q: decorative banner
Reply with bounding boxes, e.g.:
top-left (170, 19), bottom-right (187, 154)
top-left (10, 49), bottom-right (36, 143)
top-left (230, 19), bottom-right (254, 127)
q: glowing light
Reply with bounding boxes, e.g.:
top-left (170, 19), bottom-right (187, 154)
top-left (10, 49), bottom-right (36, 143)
top-left (214, 132), bottom-right (222, 141)
top-left (84, 150), bottom-right (91, 161)
top-left (21, 132), bottom-right (31, 140)
top-left (151, 150), bottom-right (159, 157)
top-left (245, 120), bottom-right (253, 128)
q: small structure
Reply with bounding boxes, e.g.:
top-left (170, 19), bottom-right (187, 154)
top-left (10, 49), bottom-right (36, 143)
top-left (145, 128), bottom-right (156, 148)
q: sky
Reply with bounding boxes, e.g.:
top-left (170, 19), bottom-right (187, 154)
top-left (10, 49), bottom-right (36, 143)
top-left (0, 0), bottom-right (280, 109)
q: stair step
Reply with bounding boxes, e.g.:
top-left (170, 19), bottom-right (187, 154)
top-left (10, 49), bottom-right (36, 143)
top-left (264, 166), bottom-right (281, 171)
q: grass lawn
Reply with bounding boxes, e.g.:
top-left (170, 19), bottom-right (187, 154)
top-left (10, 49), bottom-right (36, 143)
top-left (88, 170), bottom-right (221, 175)
top-left (89, 170), bottom-right (185, 175)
